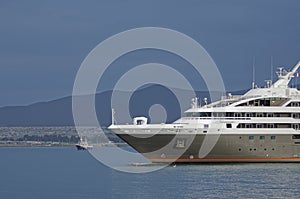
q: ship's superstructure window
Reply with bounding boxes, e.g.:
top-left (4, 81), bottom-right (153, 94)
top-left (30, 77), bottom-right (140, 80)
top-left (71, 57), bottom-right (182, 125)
top-left (266, 113), bottom-right (273, 117)
top-left (287, 102), bottom-right (300, 107)
top-left (257, 113), bottom-right (264, 117)
top-left (257, 124), bottom-right (263, 128)
top-left (234, 113), bottom-right (241, 117)
top-left (259, 136), bottom-right (265, 140)
top-left (292, 135), bottom-right (300, 139)
top-left (292, 124), bottom-right (300, 130)
top-left (226, 123), bottom-right (232, 128)
top-left (237, 123), bottom-right (294, 129)
top-left (226, 112), bottom-right (234, 117)
top-left (238, 123), bottom-right (245, 128)
top-left (185, 112), bottom-right (212, 117)
top-left (213, 112), bottom-right (225, 117)
top-left (274, 113), bottom-right (291, 117)
top-left (293, 113), bottom-right (300, 119)
top-left (249, 136), bottom-right (254, 140)
top-left (237, 97), bottom-right (288, 107)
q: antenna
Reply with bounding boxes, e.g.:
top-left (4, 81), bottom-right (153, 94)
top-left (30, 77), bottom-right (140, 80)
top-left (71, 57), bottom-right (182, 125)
top-left (270, 56), bottom-right (273, 86)
top-left (111, 108), bottom-right (115, 125)
top-left (252, 57), bottom-right (256, 89)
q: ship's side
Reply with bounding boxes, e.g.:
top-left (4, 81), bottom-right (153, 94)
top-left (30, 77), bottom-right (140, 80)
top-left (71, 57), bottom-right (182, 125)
top-left (109, 61), bottom-right (300, 163)
top-left (112, 126), bottom-right (300, 163)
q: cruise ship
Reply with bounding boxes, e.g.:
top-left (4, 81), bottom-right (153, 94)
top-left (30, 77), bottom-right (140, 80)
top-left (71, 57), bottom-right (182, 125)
top-left (109, 61), bottom-right (300, 163)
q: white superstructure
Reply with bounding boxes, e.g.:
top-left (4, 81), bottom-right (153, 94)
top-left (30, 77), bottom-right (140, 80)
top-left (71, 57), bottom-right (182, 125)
top-left (177, 61), bottom-right (300, 133)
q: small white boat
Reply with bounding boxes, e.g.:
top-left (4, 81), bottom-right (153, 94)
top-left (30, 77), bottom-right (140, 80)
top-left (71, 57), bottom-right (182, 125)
top-left (75, 137), bottom-right (93, 150)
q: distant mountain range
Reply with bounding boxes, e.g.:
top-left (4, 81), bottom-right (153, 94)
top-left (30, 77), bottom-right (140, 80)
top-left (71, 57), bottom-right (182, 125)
top-left (0, 85), bottom-right (246, 127)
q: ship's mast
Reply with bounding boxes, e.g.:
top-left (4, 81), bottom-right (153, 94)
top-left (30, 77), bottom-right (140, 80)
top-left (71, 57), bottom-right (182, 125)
top-left (111, 108), bottom-right (115, 125)
top-left (272, 61), bottom-right (300, 88)
top-left (270, 56), bottom-right (273, 85)
top-left (252, 57), bottom-right (256, 89)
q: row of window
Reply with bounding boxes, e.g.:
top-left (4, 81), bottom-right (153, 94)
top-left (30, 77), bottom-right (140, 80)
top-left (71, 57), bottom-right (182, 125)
top-left (237, 98), bottom-right (287, 107)
top-left (287, 102), bottom-right (300, 107)
top-left (247, 135), bottom-right (276, 140)
top-left (238, 148), bottom-right (275, 152)
top-left (246, 135), bottom-right (300, 140)
top-left (237, 123), bottom-right (300, 129)
top-left (185, 112), bottom-right (300, 118)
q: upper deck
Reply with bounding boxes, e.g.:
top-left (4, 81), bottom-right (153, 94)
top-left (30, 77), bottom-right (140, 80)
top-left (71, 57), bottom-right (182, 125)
top-left (185, 60), bottom-right (300, 113)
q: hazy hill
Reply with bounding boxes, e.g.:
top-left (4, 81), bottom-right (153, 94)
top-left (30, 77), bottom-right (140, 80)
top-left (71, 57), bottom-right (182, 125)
top-left (0, 85), bottom-right (246, 127)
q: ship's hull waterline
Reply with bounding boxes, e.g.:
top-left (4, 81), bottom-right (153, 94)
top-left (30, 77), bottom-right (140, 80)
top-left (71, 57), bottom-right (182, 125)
top-left (115, 132), bottom-right (300, 163)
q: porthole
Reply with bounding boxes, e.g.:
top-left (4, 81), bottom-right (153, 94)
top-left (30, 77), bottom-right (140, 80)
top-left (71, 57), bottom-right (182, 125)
top-left (238, 148), bottom-right (241, 151)
top-left (271, 136), bottom-right (276, 140)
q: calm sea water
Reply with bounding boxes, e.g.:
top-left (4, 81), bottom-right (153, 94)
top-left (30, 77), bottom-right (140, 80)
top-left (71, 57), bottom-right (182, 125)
top-left (0, 147), bottom-right (300, 199)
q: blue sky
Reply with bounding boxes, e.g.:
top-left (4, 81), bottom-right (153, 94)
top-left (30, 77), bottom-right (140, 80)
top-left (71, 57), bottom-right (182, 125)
top-left (1, 0), bottom-right (300, 107)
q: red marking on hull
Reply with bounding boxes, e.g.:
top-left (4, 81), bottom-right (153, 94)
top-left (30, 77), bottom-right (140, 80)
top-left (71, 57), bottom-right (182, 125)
top-left (149, 157), bottom-right (300, 163)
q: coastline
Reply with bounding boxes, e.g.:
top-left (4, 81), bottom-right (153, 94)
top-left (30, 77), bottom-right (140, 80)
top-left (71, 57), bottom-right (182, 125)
top-left (0, 143), bottom-right (75, 148)
top-left (0, 142), bottom-right (127, 148)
